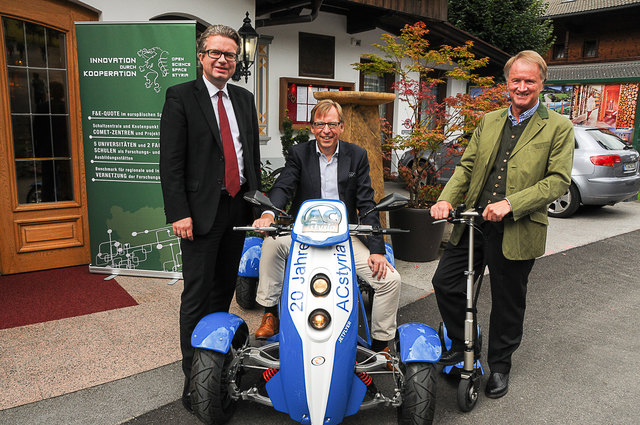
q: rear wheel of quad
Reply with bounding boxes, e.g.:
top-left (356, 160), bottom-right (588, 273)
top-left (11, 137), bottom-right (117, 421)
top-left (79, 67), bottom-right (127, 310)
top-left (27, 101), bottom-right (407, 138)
top-left (397, 362), bottom-right (436, 425)
top-left (235, 276), bottom-right (257, 309)
top-left (457, 375), bottom-right (479, 412)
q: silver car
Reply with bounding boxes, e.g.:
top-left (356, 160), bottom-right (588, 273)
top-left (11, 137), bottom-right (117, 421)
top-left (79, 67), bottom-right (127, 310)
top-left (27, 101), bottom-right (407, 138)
top-left (548, 125), bottom-right (640, 218)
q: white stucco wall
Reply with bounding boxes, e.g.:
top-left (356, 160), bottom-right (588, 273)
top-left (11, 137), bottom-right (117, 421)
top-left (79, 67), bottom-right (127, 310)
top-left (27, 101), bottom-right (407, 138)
top-left (257, 12), bottom-right (471, 167)
top-left (257, 12), bottom-right (395, 166)
top-left (76, 0), bottom-right (253, 27)
top-left (73, 2), bottom-right (470, 169)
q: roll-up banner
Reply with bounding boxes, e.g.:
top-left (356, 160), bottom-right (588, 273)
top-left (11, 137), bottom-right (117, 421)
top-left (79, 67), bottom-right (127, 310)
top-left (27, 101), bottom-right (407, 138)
top-left (76, 22), bottom-right (196, 278)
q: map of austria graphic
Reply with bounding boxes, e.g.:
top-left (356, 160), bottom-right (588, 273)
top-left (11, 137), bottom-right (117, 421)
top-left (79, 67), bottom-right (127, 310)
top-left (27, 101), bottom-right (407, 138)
top-left (137, 47), bottom-right (169, 93)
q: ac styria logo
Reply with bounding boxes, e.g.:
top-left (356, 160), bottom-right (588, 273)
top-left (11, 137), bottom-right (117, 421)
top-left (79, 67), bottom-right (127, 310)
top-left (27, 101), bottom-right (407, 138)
top-left (301, 203), bottom-right (342, 233)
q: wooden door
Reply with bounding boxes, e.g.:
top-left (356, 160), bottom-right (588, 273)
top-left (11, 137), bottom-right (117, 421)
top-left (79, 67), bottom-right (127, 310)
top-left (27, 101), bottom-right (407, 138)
top-left (0, 0), bottom-right (97, 274)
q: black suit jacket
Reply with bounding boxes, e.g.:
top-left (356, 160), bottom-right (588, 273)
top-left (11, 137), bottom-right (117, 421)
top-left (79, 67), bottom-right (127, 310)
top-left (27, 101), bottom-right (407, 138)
top-left (269, 140), bottom-right (384, 255)
top-left (159, 78), bottom-right (261, 235)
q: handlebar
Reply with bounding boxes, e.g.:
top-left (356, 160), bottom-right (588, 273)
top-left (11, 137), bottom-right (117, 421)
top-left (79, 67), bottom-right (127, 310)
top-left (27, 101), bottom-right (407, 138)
top-left (233, 224), bottom-right (292, 236)
top-left (432, 204), bottom-right (481, 225)
top-left (348, 224), bottom-right (409, 235)
top-left (233, 224), bottom-right (409, 236)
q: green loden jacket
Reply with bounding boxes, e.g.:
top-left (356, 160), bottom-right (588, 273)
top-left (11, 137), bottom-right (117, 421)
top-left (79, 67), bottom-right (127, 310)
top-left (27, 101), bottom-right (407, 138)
top-left (438, 104), bottom-right (575, 260)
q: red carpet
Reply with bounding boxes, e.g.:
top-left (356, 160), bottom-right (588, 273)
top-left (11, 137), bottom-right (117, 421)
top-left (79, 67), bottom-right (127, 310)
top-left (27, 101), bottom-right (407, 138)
top-left (0, 266), bottom-right (138, 330)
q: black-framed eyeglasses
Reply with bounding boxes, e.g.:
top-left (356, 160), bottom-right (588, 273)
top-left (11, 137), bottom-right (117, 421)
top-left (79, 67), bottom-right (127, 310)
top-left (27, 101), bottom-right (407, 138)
top-left (202, 49), bottom-right (238, 62)
top-left (311, 121), bottom-right (342, 129)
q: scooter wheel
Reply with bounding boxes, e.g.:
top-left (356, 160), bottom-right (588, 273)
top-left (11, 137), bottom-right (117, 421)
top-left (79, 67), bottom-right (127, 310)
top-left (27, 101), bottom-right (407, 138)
top-left (457, 376), bottom-right (479, 412)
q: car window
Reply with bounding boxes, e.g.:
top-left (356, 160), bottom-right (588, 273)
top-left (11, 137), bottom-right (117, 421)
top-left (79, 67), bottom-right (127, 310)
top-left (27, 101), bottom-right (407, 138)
top-left (585, 129), bottom-right (629, 150)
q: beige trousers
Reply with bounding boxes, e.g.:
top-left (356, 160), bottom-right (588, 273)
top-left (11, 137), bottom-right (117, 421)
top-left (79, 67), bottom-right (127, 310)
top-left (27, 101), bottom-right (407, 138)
top-left (255, 235), bottom-right (401, 341)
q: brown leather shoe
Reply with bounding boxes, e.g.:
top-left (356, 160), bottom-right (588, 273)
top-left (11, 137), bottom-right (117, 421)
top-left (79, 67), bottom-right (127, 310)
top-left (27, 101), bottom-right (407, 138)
top-left (255, 312), bottom-right (279, 339)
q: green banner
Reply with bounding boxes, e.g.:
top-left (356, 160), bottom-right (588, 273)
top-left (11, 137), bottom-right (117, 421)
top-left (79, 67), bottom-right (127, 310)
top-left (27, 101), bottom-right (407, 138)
top-left (76, 22), bottom-right (196, 278)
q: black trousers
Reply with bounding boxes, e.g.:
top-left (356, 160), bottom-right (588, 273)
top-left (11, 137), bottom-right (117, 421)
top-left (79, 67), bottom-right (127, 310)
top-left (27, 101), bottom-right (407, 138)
top-left (179, 191), bottom-right (250, 379)
top-left (432, 222), bottom-right (534, 374)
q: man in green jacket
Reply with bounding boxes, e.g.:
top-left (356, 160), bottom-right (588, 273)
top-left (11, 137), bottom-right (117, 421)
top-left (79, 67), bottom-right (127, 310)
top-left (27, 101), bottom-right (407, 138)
top-left (430, 50), bottom-right (574, 399)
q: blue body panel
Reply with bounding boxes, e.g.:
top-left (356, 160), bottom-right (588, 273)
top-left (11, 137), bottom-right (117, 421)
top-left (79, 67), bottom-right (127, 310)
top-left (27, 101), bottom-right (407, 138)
top-left (267, 242), bottom-right (309, 421)
top-left (191, 312), bottom-right (245, 353)
top-left (266, 203), bottom-right (365, 424)
top-left (238, 236), bottom-right (263, 277)
top-left (397, 322), bottom-right (442, 363)
top-left (345, 375), bottom-right (367, 417)
top-left (323, 242), bottom-right (360, 423)
top-left (384, 242), bottom-right (395, 268)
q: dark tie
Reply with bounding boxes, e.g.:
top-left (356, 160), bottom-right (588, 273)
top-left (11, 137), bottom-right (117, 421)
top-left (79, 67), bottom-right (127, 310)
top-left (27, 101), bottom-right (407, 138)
top-left (217, 91), bottom-right (241, 197)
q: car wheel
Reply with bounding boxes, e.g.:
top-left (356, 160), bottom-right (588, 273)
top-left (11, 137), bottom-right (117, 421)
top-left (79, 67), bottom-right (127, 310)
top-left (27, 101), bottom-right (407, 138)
top-left (548, 183), bottom-right (580, 218)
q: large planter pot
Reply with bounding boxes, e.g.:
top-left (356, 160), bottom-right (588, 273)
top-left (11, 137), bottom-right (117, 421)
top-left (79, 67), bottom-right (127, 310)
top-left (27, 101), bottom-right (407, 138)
top-left (388, 207), bottom-right (445, 262)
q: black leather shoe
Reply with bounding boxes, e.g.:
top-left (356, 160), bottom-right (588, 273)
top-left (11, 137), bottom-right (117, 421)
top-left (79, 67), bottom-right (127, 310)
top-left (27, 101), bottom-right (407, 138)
top-left (438, 349), bottom-right (463, 366)
top-left (182, 377), bottom-right (194, 414)
top-left (485, 372), bottom-right (509, 398)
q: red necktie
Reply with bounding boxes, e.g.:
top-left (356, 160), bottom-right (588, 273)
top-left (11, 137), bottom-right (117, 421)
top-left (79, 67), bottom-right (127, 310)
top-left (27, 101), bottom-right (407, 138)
top-left (217, 91), bottom-right (241, 197)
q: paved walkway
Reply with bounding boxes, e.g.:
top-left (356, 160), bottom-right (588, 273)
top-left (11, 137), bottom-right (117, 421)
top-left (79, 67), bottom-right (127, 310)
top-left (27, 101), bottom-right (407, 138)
top-left (1, 191), bottom-right (639, 424)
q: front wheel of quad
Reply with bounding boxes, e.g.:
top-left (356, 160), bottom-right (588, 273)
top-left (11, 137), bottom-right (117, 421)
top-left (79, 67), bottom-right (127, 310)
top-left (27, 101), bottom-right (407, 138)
top-left (457, 376), bottom-right (479, 412)
top-left (397, 362), bottom-right (436, 425)
top-left (235, 276), bottom-right (257, 310)
top-left (190, 348), bottom-right (238, 425)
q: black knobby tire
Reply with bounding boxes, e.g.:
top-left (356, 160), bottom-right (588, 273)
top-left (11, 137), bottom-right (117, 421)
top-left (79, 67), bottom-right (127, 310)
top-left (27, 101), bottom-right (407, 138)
top-left (548, 183), bottom-right (580, 218)
top-left (457, 377), bottom-right (479, 412)
top-left (235, 276), bottom-right (257, 309)
top-left (397, 362), bottom-right (437, 425)
top-left (190, 348), bottom-right (237, 425)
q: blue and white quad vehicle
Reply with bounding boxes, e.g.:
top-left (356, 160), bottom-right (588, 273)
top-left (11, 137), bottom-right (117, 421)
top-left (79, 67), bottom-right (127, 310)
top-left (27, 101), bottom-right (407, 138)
top-left (234, 235), bottom-right (397, 312)
top-left (188, 191), bottom-right (443, 425)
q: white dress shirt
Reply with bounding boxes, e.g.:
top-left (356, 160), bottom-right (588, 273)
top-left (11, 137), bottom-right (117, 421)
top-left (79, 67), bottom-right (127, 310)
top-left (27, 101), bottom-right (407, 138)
top-left (202, 76), bottom-right (246, 185)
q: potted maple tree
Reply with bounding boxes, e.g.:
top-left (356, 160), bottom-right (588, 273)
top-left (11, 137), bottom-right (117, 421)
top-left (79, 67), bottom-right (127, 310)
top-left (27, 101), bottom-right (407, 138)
top-left (354, 22), bottom-right (509, 261)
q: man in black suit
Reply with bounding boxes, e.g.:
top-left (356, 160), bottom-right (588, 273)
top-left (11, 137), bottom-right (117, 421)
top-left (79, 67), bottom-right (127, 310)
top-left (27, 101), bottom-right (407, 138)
top-left (252, 99), bottom-right (401, 355)
top-left (159, 24), bottom-right (260, 413)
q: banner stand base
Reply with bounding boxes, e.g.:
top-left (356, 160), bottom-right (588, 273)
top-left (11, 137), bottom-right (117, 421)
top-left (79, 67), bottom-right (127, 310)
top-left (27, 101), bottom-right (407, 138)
top-left (89, 265), bottom-right (182, 282)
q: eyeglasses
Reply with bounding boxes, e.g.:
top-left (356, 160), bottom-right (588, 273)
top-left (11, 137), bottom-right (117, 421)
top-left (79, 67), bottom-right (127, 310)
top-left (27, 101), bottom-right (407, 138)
top-left (202, 49), bottom-right (237, 62)
top-left (311, 121), bottom-right (342, 129)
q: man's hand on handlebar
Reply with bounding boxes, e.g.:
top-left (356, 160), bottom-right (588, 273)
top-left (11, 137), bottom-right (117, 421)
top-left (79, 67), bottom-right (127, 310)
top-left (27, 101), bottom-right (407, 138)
top-left (252, 213), bottom-right (276, 236)
top-left (482, 200), bottom-right (511, 222)
top-left (430, 200), bottom-right (453, 220)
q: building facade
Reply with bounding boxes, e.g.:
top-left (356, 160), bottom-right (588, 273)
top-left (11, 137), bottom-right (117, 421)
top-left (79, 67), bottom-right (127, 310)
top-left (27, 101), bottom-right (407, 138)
top-left (542, 0), bottom-right (640, 148)
top-left (0, 0), bottom-right (506, 274)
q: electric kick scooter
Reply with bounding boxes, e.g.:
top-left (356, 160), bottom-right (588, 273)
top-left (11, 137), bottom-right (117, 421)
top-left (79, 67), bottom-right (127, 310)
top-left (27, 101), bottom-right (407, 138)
top-left (434, 204), bottom-right (485, 412)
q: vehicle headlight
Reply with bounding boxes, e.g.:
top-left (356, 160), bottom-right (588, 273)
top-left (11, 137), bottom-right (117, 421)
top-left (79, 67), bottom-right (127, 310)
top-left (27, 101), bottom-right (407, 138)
top-left (308, 309), bottom-right (331, 330)
top-left (311, 274), bottom-right (330, 297)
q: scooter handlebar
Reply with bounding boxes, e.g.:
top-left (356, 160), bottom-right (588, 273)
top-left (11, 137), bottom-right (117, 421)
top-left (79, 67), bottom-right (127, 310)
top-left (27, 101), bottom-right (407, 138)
top-left (233, 226), bottom-right (277, 232)
top-left (233, 224), bottom-right (292, 236)
top-left (432, 205), bottom-right (481, 225)
top-left (348, 224), bottom-right (409, 235)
